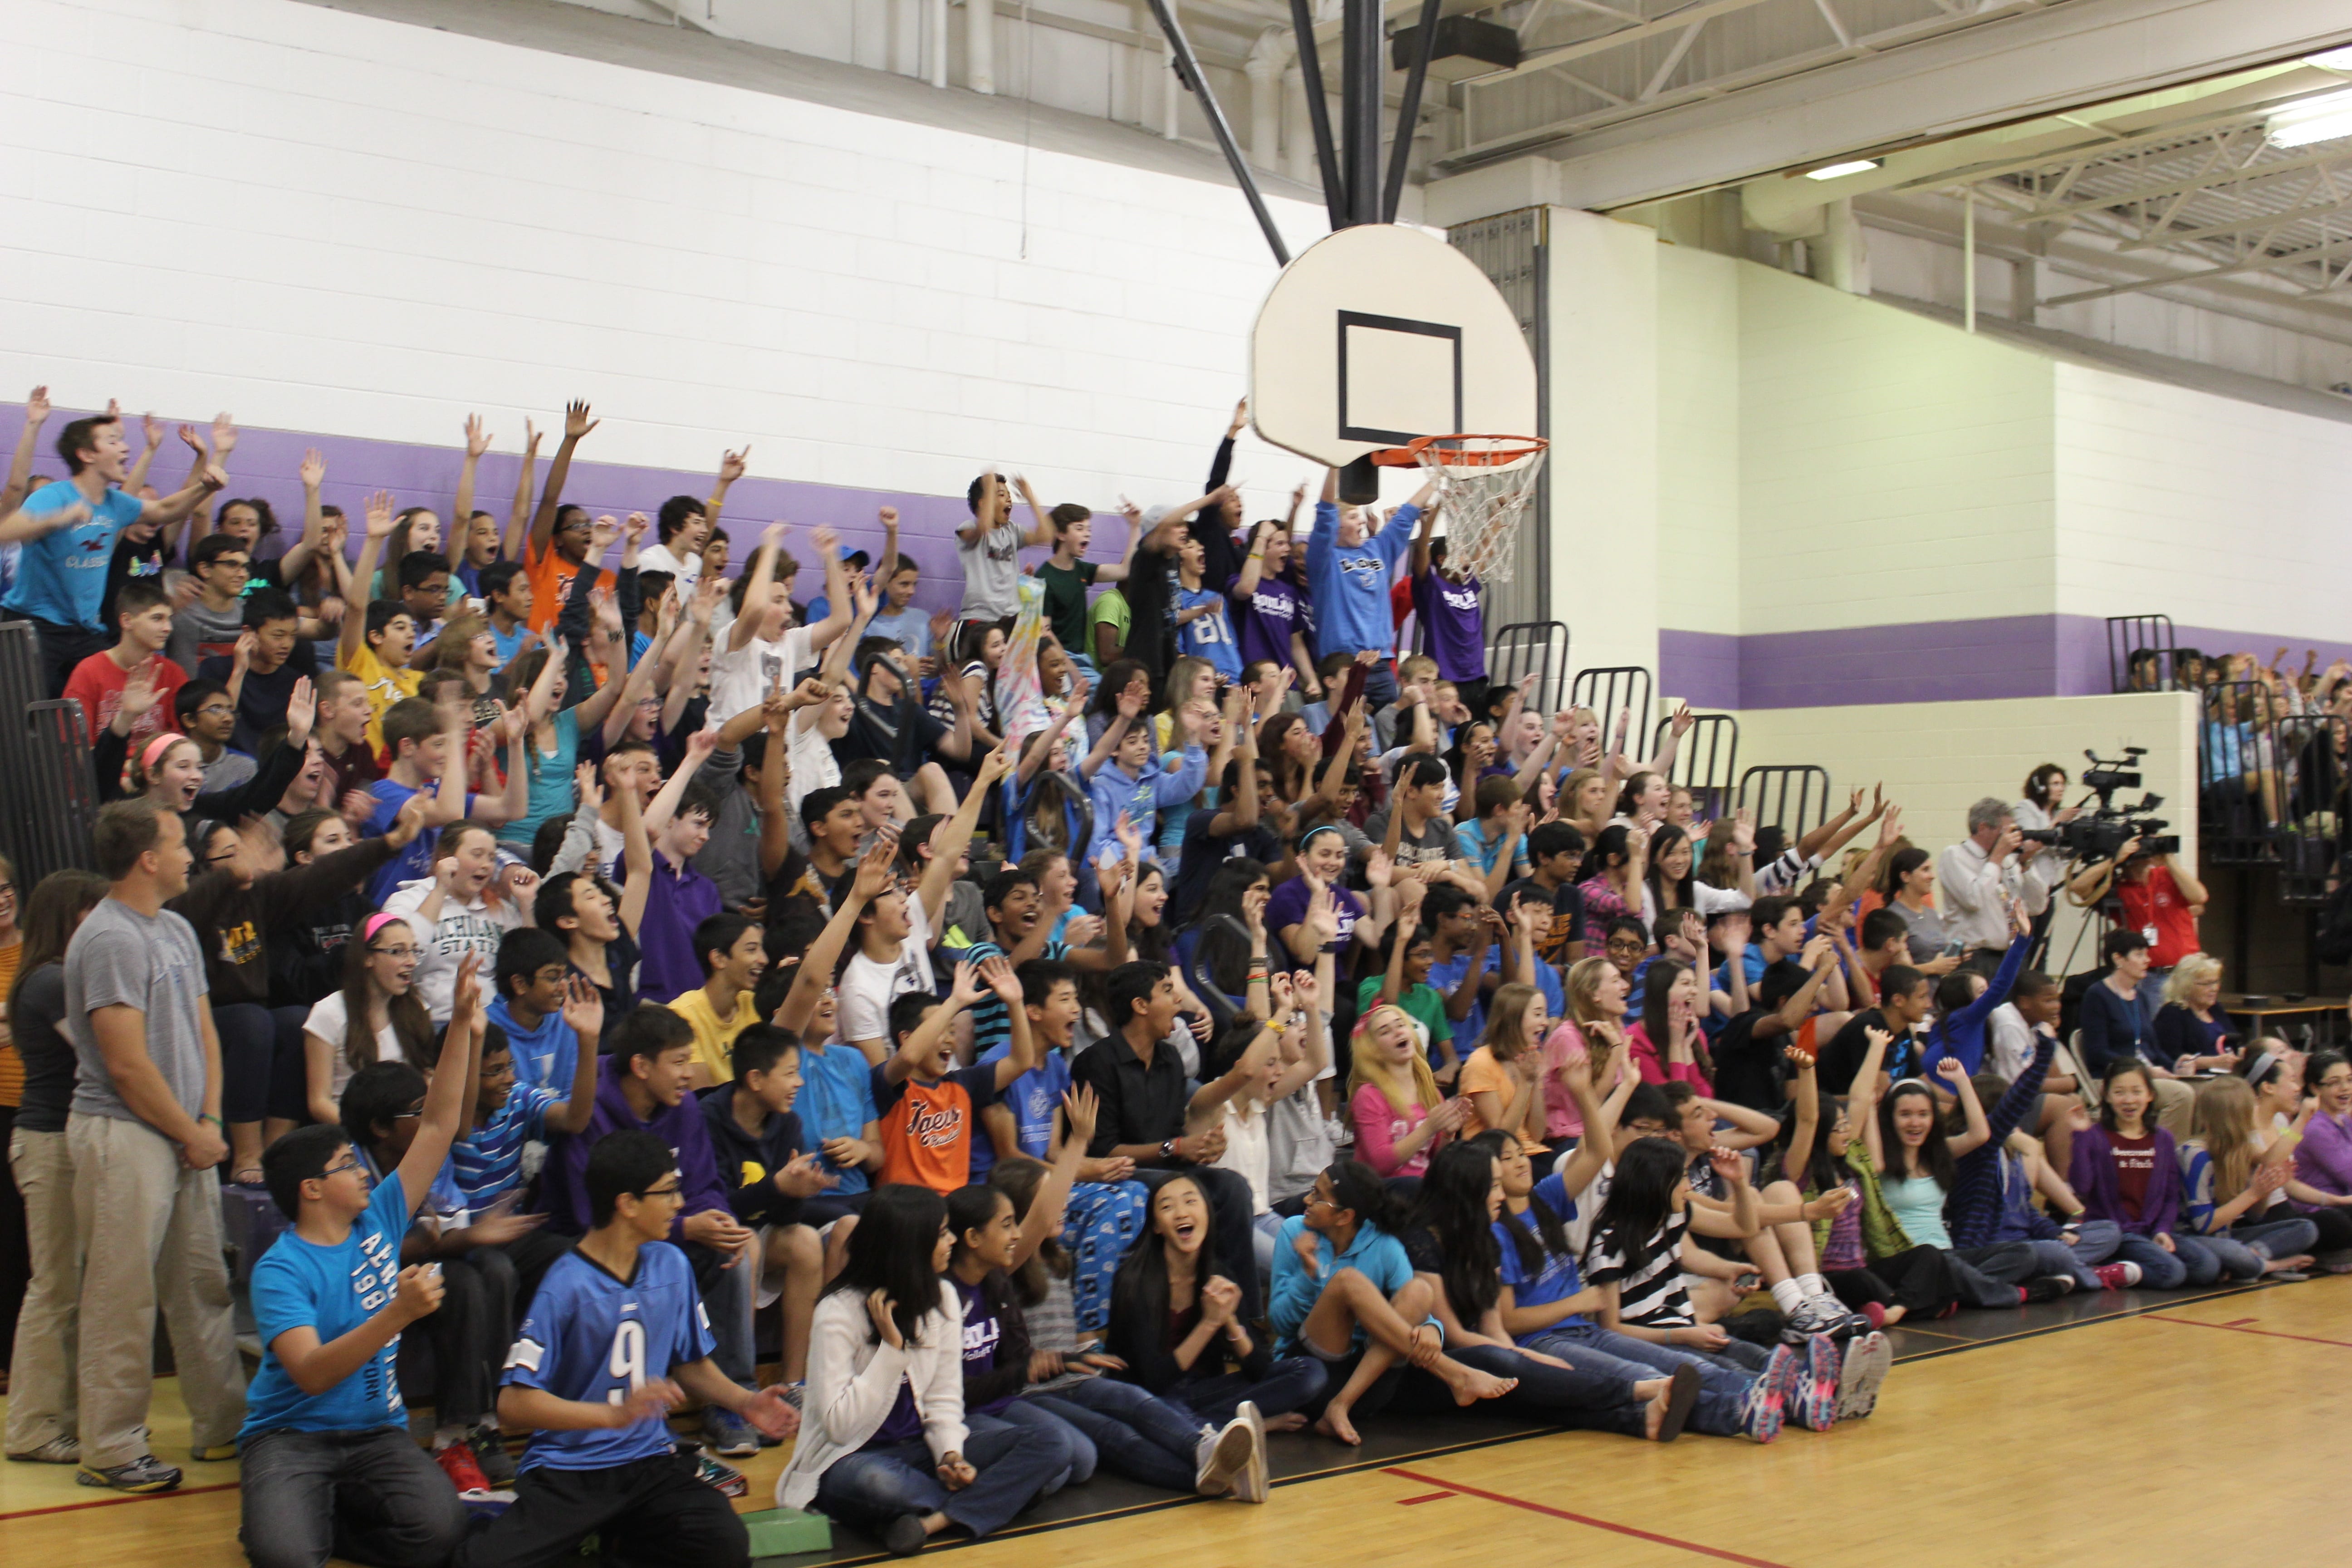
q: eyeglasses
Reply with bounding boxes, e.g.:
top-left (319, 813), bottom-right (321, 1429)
top-left (393, 1102), bottom-right (424, 1121)
top-left (211, 561), bottom-right (251, 576)
top-left (633, 1178), bottom-right (686, 1201)
top-left (318, 1155), bottom-right (370, 1182)
top-left (1604, 938), bottom-right (1646, 954)
top-left (370, 945), bottom-right (424, 960)
top-left (195, 704), bottom-right (235, 719)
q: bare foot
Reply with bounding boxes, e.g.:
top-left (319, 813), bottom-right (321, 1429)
top-left (1880, 1305), bottom-right (1907, 1326)
top-left (2267, 1254), bottom-right (2316, 1274)
top-left (1446, 1367), bottom-right (1518, 1406)
top-left (1644, 1386), bottom-right (1669, 1440)
top-left (1313, 1406), bottom-right (1362, 1446)
top-left (1264, 1412), bottom-right (1308, 1433)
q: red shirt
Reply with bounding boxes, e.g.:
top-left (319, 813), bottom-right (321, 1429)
top-left (63, 651), bottom-right (184, 750)
top-left (2110, 1131), bottom-right (2156, 1223)
top-left (2115, 864), bottom-right (2199, 968)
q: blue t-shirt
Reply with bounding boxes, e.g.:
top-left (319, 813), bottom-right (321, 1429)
top-left (1497, 1174), bottom-right (1589, 1344)
top-left (490, 619), bottom-right (533, 671)
top-left (451, 1083), bottom-right (556, 1218)
top-left (799, 1042), bottom-right (880, 1195)
top-left (503, 1242), bottom-right (715, 1472)
top-left (365, 779), bottom-right (478, 904)
top-left (984, 1044), bottom-right (1073, 1161)
top-left (4, 480), bottom-right (144, 632)
top-left (1176, 586), bottom-right (1241, 679)
top-left (503, 707), bottom-right (580, 848)
top-left (1424, 944), bottom-right (1500, 1056)
top-left (241, 1172), bottom-right (412, 1439)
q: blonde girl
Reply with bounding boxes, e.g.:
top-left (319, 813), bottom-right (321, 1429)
top-left (2178, 1076), bottom-right (2318, 1278)
top-left (1346, 1002), bottom-right (1461, 1178)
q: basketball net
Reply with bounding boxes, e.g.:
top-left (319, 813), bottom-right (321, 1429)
top-left (1374, 435), bottom-right (1546, 584)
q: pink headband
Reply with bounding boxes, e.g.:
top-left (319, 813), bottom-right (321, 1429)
top-left (362, 913), bottom-right (404, 944)
top-left (140, 733), bottom-right (184, 771)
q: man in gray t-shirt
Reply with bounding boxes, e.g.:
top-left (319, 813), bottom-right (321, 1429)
top-left (955, 469), bottom-right (1051, 623)
top-left (62, 801), bottom-right (246, 1491)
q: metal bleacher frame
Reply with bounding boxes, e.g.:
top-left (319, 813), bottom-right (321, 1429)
top-left (1657, 712), bottom-right (1739, 821)
top-left (1569, 666), bottom-right (1652, 744)
top-left (2106, 613), bottom-right (2178, 694)
top-left (1485, 621), bottom-right (1570, 716)
top-left (0, 621), bottom-right (101, 885)
top-left (1737, 764), bottom-right (1833, 843)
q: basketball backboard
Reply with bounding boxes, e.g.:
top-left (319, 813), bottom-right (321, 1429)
top-left (1249, 224), bottom-right (1538, 476)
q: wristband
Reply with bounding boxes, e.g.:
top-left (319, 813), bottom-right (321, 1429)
top-left (196, 1113), bottom-right (222, 1128)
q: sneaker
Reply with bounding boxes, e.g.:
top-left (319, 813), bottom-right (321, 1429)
top-left (695, 1451), bottom-right (747, 1499)
top-left (1834, 1331), bottom-right (1893, 1422)
top-left (190, 1442), bottom-right (238, 1463)
top-left (1229, 1401), bottom-right (1269, 1504)
top-left (702, 1407), bottom-right (760, 1458)
top-left (2020, 1276), bottom-right (2072, 1305)
top-left (2093, 1261), bottom-right (2143, 1290)
top-left (467, 1427), bottom-right (516, 1488)
top-left (1789, 1334), bottom-right (1840, 1430)
top-left (1779, 1294), bottom-right (1845, 1343)
top-left (435, 1441), bottom-right (493, 1498)
top-left (779, 1381), bottom-right (806, 1411)
top-left (1738, 1345), bottom-right (1801, 1443)
top-left (880, 1514), bottom-right (931, 1556)
top-left (77, 1454), bottom-right (182, 1494)
top-left (1195, 1414), bottom-right (1254, 1496)
top-left (7, 1435), bottom-right (79, 1465)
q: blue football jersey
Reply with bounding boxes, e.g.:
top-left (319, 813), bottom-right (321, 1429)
top-left (501, 1240), bottom-right (715, 1471)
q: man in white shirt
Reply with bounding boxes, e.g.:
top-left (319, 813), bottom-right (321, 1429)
top-left (1938, 797), bottom-right (2049, 973)
top-left (635, 448), bottom-right (747, 596)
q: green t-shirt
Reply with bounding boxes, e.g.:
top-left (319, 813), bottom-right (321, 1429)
top-left (1087, 582), bottom-right (1130, 660)
top-left (1357, 977), bottom-right (1454, 1062)
top-left (1036, 558), bottom-right (1098, 654)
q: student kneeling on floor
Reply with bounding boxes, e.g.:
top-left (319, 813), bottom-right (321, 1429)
top-left (456, 1130), bottom-right (799, 1568)
top-left (236, 957), bottom-right (488, 1568)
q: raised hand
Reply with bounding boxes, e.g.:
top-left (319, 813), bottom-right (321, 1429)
top-left (564, 399), bottom-right (598, 441)
top-left (391, 1263), bottom-right (447, 1325)
top-left (25, 385), bottom-right (50, 426)
top-left (560, 973), bottom-right (606, 1044)
top-left (974, 742), bottom-right (1013, 786)
top-left (209, 411), bottom-right (237, 459)
top-left (364, 490), bottom-right (397, 538)
top-left (976, 953), bottom-right (1022, 1005)
top-left (1933, 1056), bottom-right (1968, 1087)
top-left (1062, 1083), bottom-right (1101, 1149)
top-left (720, 446), bottom-right (750, 483)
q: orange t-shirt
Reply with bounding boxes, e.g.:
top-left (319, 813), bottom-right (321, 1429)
top-left (1458, 1046), bottom-right (1535, 1142)
top-left (877, 1065), bottom-right (1000, 1193)
top-left (523, 538), bottom-right (612, 634)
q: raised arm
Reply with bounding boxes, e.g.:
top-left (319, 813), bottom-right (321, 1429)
top-left (446, 414), bottom-right (490, 575)
top-left (339, 491), bottom-right (397, 669)
top-left (918, 745), bottom-right (1010, 928)
top-left (502, 421), bottom-right (541, 563)
top-left (397, 954), bottom-right (483, 1203)
top-left (527, 400), bottom-right (597, 559)
top-left (1, 387), bottom-right (50, 520)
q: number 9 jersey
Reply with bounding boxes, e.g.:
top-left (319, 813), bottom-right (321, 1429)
top-left (500, 1240), bottom-right (715, 1472)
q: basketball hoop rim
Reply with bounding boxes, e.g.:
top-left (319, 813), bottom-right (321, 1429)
top-left (1368, 434), bottom-right (1548, 468)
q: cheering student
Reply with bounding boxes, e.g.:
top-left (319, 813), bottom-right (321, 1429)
top-left (235, 956), bottom-right (485, 1568)
top-left (455, 1132), bottom-right (798, 1568)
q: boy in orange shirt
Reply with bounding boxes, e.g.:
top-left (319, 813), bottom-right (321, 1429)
top-left (871, 955), bottom-right (1038, 1192)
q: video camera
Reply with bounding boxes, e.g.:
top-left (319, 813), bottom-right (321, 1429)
top-left (2015, 747), bottom-right (2180, 862)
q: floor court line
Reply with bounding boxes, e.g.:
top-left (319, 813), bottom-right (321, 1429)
top-left (1381, 1467), bottom-right (1793, 1568)
top-left (2142, 1313), bottom-right (2352, 1349)
top-left (0, 1480), bottom-right (240, 1521)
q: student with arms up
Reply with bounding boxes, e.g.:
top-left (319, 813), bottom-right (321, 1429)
top-left (235, 956), bottom-right (487, 1568)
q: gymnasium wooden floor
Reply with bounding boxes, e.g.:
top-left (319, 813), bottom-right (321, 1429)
top-left (5, 1277), bottom-right (2345, 1567)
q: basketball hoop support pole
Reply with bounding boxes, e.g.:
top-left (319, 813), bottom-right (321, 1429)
top-left (1141, 0), bottom-right (1290, 266)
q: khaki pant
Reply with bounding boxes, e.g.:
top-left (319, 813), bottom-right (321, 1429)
top-left (2153, 1076), bottom-right (2195, 1137)
top-left (69, 1112), bottom-right (246, 1468)
top-left (5, 1127), bottom-right (78, 1452)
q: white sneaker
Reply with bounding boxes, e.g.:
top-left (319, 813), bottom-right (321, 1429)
top-left (1229, 1401), bottom-right (1269, 1504)
top-left (1195, 1420), bottom-right (1252, 1496)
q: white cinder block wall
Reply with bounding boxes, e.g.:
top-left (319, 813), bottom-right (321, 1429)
top-left (0, 0), bottom-right (1338, 518)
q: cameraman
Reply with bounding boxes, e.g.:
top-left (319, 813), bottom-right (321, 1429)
top-left (1939, 798), bottom-right (2052, 976)
top-left (2067, 833), bottom-right (2207, 1027)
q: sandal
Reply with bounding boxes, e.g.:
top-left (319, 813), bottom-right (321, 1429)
top-left (231, 1166), bottom-right (266, 1188)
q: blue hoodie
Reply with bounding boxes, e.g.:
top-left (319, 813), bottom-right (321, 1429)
top-left (1083, 745), bottom-right (1206, 866)
top-left (1305, 498), bottom-right (1417, 659)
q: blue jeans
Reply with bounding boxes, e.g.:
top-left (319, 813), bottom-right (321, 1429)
top-left (1441, 1340), bottom-right (1644, 1439)
top-left (2112, 1233), bottom-right (2197, 1289)
top-left (2017, 1219), bottom-right (2122, 1290)
top-left (986, 1401), bottom-right (1089, 1493)
top-left (240, 1426), bottom-right (470, 1568)
top-left (1358, 660), bottom-right (1401, 750)
top-left (2200, 1217), bottom-right (2321, 1280)
top-left (812, 1412), bottom-right (1068, 1540)
top-left (1157, 1357), bottom-right (1327, 1429)
top-left (1024, 1377), bottom-right (1207, 1493)
top-left (1527, 1323), bottom-right (1753, 1439)
top-left (685, 1241), bottom-right (755, 1386)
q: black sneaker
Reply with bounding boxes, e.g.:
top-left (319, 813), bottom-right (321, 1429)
top-left (2020, 1276), bottom-right (2072, 1305)
top-left (880, 1514), bottom-right (930, 1556)
top-left (467, 1427), bottom-right (516, 1488)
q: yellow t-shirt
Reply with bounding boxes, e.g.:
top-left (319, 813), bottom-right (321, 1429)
top-left (0, 941), bottom-right (21, 1108)
top-left (340, 642), bottom-right (422, 756)
top-left (669, 986), bottom-right (761, 1085)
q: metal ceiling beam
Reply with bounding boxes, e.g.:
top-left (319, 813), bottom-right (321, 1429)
top-left (1428, 0), bottom-right (2352, 215)
top-left (2020, 144), bottom-right (2352, 221)
top-left (2041, 236), bottom-right (2352, 306)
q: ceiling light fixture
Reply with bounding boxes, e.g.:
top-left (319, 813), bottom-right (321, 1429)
top-left (2304, 46), bottom-right (2352, 72)
top-left (1804, 158), bottom-right (1880, 181)
top-left (2268, 87), bottom-right (2352, 148)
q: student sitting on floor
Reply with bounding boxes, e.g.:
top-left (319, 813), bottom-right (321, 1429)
top-left (455, 1131), bottom-right (798, 1568)
top-left (235, 955), bottom-right (485, 1568)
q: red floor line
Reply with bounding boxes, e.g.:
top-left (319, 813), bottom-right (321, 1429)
top-left (2142, 1314), bottom-right (2352, 1349)
top-left (0, 1480), bottom-right (241, 1521)
top-left (1396, 1490), bottom-right (1457, 1505)
top-left (1383, 1468), bottom-right (1793, 1568)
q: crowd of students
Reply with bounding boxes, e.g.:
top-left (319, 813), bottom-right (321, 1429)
top-left (0, 388), bottom-right (2339, 1566)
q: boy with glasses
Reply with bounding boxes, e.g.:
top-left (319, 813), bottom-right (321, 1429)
top-left (168, 532), bottom-right (253, 672)
top-left (232, 960), bottom-right (485, 1564)
top-left (456, 1131), bottom-right (796, 1568)
top-left (172, 678), bottom-right (256, 793)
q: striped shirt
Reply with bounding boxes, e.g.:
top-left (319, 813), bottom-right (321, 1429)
top-left (1583, 1210), bottom-right (1695, 1329)
top-left (451, 1085), bottom-right (557, 1220)
top-left (961, 938), bottom-right (1065, 1060)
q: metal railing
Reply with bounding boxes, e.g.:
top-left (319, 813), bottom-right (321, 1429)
top-left (0, 622), bottom-right (99, 885)
top-left (1486, 621), bottom-right (1569, 716)
top-left (1658, 713), bottom-right (1739, 821)
top-left (2200, 678), bottom-right (2337, 900)
top-left (1737, 764), bottom-right (1834, 843)
top-left (1569, 666), bottom-right (1652, 748)
top-left (2107, 614), bottom-right (2178, 694)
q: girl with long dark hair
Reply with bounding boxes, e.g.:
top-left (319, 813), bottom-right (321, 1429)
top-left (299, 912), bottom-right (440, 1127)
top-left (1624, 959), bottom-right (1711, 1090)
top-left (778, 1184), bottom-right (1065, 1555)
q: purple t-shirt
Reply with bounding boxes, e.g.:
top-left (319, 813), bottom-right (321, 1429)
top-left (1413, 571), bottom-right (1486, 682)
top-left (628, 849), bottom-right (724, 1003)
top-left (1265, 874), bottom-right (1366, 955)
top-left (952, 1277), bottom-right (1016, 1416)
top-left (1232, 576), bottom-right (1305, 672)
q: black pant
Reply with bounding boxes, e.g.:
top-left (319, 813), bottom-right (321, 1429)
top-left (239, 1426), bottom-right (470, 1568)
top-left (454, 1449), bottom-right (747, 1568)
top-left (406, 1249), bottom-right (514, 1428)
top-left (1834, 1245), bottom-right (1957, 1316)
top-left (2305, 1205), bottom-right (2352, 1255)
top-left (1133, 1164), bottom-right (1261, 1322)
top-left (215, 1002), bottom-right (312, 1125)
